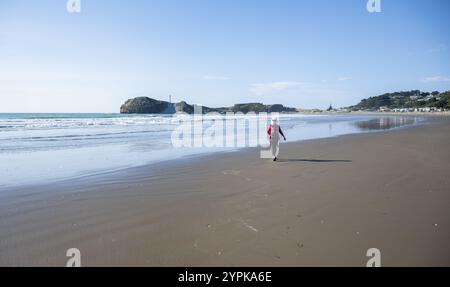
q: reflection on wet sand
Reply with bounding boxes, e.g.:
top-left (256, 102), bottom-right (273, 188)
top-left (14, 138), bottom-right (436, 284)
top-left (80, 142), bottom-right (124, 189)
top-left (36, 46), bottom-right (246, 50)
top-left (353, 117), bottom-right (418, 131)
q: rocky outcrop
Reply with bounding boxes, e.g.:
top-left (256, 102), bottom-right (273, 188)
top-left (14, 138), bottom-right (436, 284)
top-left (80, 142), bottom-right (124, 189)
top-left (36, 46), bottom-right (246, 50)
top-left (231, 103), bottom-right (266, 113)
top-left (267, 104), bottom-right (297, 113)
top-left (120, 97), bottom-right (175, 114)
top-left (120, 97), bottom-right (297, 114)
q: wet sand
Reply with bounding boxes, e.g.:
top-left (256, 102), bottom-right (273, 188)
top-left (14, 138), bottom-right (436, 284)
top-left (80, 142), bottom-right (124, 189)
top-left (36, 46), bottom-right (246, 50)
top-left (1, 117), bottom-right (449, 266)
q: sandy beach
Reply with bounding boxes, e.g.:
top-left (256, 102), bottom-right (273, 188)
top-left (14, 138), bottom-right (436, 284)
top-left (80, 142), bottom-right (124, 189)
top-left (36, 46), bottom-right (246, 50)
top-left (0, 117), bottom-right (449, 267)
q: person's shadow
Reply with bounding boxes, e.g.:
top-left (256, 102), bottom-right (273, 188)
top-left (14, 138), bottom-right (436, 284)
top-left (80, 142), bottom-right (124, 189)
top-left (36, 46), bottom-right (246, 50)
top-left (276, 159), bottom-right (352, 163)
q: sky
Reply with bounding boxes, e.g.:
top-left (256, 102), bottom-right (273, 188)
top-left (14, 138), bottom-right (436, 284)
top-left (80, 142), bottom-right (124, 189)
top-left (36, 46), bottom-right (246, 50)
top-left (0, 0), bottom-right (449, 113)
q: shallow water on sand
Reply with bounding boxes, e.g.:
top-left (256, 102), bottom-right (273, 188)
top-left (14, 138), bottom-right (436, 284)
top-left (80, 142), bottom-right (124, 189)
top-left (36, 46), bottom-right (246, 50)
top-left (0, 113), bottom-right (421, 188)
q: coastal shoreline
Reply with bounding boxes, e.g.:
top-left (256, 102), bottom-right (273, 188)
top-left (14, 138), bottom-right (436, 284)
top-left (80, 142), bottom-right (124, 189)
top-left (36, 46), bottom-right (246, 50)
top-left (0, 117), bottom-right (449, 266)
top-left (0, 113), bottom-right (428, 191)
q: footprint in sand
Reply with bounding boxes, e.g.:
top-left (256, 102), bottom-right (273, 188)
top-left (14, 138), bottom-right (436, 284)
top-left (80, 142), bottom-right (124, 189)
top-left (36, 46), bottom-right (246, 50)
top-left (296, 242), bottom-right (304, 249)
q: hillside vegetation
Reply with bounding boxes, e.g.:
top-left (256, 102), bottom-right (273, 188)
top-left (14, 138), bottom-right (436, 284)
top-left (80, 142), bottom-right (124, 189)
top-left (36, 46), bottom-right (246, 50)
top-left (349, 90), bottom-right (450, 111)
top-left (120, 97), bottom-right (297, 114)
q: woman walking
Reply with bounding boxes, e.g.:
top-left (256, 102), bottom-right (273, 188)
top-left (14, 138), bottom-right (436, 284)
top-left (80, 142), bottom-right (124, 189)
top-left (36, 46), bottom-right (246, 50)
top-left (267, 117), bottom-right (286, 161)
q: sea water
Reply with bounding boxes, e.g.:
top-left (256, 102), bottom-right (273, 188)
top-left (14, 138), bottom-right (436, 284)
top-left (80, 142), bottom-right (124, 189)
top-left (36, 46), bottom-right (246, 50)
top-left (0, 113), bottom-right (421, 188)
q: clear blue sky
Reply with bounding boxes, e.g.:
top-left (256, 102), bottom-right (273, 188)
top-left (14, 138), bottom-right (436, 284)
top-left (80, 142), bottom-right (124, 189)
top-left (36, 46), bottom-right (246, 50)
top-left (1, 0), bottom-right (449, 112)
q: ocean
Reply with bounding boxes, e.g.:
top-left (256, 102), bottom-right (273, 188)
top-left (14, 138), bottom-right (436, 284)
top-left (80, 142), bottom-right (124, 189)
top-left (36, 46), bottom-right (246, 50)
top-left (0, 113), bottom-right (421, 188)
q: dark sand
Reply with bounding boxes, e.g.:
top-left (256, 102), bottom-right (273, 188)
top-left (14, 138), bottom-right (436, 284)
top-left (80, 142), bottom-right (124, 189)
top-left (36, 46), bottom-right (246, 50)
top-left (1, 117), bottom-right (449, 266)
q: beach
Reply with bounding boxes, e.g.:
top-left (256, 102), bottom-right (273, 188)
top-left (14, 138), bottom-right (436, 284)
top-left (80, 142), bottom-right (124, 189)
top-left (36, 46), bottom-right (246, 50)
top-left (0, 116), bottom-right (449, 267)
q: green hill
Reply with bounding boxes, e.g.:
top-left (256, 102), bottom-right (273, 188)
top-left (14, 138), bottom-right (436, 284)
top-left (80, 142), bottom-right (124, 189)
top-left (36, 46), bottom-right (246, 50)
top-left (349, 90), bottom-right (450, 111)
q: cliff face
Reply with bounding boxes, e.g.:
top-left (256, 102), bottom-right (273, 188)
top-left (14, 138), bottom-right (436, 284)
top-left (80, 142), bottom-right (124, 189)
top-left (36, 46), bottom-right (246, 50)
top-left (120, 97), bottom-right (297, 114)
top-left (174, 101), bottom-right (194, 114)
